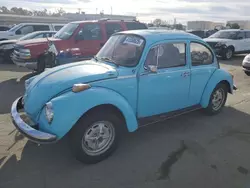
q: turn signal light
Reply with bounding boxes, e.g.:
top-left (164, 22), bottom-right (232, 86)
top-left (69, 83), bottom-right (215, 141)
top-left (72, 83), bottom-right (91, 93)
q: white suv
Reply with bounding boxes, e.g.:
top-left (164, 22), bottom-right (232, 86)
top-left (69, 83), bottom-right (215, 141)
top-left (0, 23), bottom-right (65, 41)
top-left (204, 29), bottom-right (250, 60)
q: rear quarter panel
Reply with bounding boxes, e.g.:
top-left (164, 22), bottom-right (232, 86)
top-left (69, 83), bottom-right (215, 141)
top-left (200, 68), bottom-right (234, 108)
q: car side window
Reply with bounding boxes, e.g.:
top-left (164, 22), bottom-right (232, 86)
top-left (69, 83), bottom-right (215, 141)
top-left (190, 42), bottom-right (213, 66)
top-left (17, 25), bottom-right (34, 35)
top-left (105, 23), bottom-right (123, 38)
top-left (125, 22), bottom-right (147, 30)
top-left (237, 31), bottom-right (245, 39)
top-left (158, 43), bottom-right (186, 69)
top-left (54, 25), bottom-right (63, 31)
top-left (144, 42), bottom-right (186, 69)
top-left (245, 31), bottom-right (250, 38)
top-left (33, 33), bottom-right (44, 39)
top-left (77, 23), bottom-right (102, 40)
top-left (33, 25), bottom-right (50, 31)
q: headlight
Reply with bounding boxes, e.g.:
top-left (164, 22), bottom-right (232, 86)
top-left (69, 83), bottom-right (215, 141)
top-left (20, 48), bottom-right (31, 53)
top-left (243, 55), bottom-right (250, 62)
top-left (45, 102), bottom-right (54, 124)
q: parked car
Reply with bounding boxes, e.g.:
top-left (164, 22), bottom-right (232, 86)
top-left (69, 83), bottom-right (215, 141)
top-left (204, 29), bottom-right (250, 60)
top-left (187, 29), bottom-right (218, 38)
top-left (0, 23), bottom-right (64, 41)
top-left (11, 19), bottom-right (148, 72)
top-left (242, 53), bottom-right (250, 76)
top-left (11, 30), bottom-right (237, 164)
top-left (0, 25), bottom-right (10, 31)
top-left (0, 31), bottom-right (56, 63)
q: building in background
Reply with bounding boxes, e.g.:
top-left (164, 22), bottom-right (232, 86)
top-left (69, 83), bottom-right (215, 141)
top-left (0, 13), bottom-right (136, 26)
top-left (227, 20), bottom-right (250, 29)
top-left (187, 21), bottom-right (225, 30)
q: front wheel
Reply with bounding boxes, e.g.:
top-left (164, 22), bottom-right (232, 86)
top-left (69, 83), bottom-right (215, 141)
top-left (69, 111), bottom-right (121, 164)
top-left (204, 83), bottom-right (228, 115)
top-left (244, 71), bottom-right (250, 76)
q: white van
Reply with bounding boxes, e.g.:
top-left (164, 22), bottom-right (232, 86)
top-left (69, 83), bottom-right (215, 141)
top-left (0, 23), bottom-right (65, 41)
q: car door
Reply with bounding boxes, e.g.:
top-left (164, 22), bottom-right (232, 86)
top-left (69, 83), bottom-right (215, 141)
top-left (74, 23), bottom-right (106, 59)
top-left (234, 31), bottom-right (246, 52)
top-left (189, 41), bottom-right (216, 106)
top-left (137, 41), bottom-right (191, 118)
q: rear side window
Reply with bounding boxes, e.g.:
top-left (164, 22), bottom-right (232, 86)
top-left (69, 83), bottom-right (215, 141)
top-left (54, 25), bottom-right (63, 31)
top-left (190, 42), bottom-right (213, 66)
top-left (77, 23), bottom-right (102, 40)
top-left (125, 22), bottom-right (147, 30)
top-left (17, 25), bottom-right (34, 35)
top-left (33, 25), bottom-right (50, 31)
top-left (105, 23), bottom-right (123, 38)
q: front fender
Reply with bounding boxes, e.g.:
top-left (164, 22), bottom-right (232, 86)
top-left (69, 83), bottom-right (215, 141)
top-left (39, 87), bottom-right (138, 139)
top-left (200, 69), bottom-right (233, 108)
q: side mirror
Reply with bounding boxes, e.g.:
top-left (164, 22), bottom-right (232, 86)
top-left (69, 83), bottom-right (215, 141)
top-left (148, 65), bottom-right (157, 73)
top-left (238, 36), bottom-right (243, 40)
top-left (15, 30), bottom-right (21, 35)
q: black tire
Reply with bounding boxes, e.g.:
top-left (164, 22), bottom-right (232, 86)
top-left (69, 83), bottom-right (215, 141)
top-left (69, 110), bottom-right (122, 164)
top-left (222, 47), bottom-right (233, 60)
top-left (37, 56), bottom-right (46, 73)
top-left (244, 71), bottom-right (250, 76)
top-left (204, 83), bottom-right (228, 115)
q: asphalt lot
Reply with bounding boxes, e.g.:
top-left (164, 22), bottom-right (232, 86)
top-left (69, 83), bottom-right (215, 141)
top-left (1, 57), bottom-right (250, 188)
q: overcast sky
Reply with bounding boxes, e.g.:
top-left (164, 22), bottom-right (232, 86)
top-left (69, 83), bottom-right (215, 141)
top-left (2, 0), bottom-right (249, 23)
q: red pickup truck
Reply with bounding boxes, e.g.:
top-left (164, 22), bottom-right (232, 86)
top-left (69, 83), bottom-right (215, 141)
top-left (11, 19), bottom-right (148, 72)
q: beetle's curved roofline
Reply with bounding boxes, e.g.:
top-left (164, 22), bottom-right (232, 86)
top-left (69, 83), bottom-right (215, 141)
top-left (118, 29), bottom-right (202, 44)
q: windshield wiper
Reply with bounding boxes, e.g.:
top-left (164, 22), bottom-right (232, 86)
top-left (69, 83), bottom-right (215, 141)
top-left (100, 57), bottom-right (119, 67)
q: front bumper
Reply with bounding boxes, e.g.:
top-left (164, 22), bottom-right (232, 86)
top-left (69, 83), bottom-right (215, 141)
top-left (11, 97), bottom-right (57, 144)
top-left (11, 52), bottom-right (38, 70)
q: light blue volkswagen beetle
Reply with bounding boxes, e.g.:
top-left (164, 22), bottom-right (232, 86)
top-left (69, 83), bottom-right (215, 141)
top-left (11, 30), bottom-right (237, 164)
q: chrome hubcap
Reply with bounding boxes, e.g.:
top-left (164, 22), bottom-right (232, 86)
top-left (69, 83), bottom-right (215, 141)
top-left (226, 49), bottom-right (232, 59)
top-left (82, 121), bottom-right (115, 156)
top-left (212, 88), bottom-right (225, 111)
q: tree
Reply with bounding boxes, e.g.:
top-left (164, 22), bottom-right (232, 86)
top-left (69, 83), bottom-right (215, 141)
top-left (174, 23), bottom-right (184, 30)
top-left (0, 6), bottom-right (9, 14)
top-left (226, 23), bottom-right (240, 29)
top-left (153, 18), bottom-right (163, 27)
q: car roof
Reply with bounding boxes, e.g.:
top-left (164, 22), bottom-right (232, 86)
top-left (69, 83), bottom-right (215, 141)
top-left (29, 31), bottom-right (56, 34)
top-left (117, 29), bottom-right (202, 44)
top-left (70, 20), bottom-right (143, 24)
top-left (219, 29), bottom-right (250, 32)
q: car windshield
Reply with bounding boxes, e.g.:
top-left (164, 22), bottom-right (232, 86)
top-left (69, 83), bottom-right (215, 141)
top-left (19, 32), bottom-right (37, 41)
top-left (96, 34), bottom-right (145, 67)
top-left (8, 24), bottom-right (21, 32)
top-left (54, 23), bottom-right (79, 40)
top-left (209, 31), bottom-right (238, 39)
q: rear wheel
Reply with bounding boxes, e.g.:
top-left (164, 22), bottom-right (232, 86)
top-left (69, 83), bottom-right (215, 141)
top-left (204, 83), bottom-right (228, 115)
top-left (69, 111), bottom-right (122, 164)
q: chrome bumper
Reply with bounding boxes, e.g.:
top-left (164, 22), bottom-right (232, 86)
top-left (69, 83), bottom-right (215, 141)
top-left (11, 97), bottom-right (57, 143)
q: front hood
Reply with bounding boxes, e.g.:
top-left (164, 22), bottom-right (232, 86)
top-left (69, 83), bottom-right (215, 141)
top-left (0, 31), bottom-right (10, 38)
top-left (204, 38), bottom-right (232, 42)
top-left (16, 37), bottom-right (60, 47)
top-left (0, 39), bottom-right (17, 45)
top-left (24, 60), bottom-right (118, 117)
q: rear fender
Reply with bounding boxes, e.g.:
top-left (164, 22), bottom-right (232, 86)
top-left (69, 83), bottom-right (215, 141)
top-left (39, 87), bottom-right (138, 139)
top-left (200, 69), bottom-right (233, 108)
